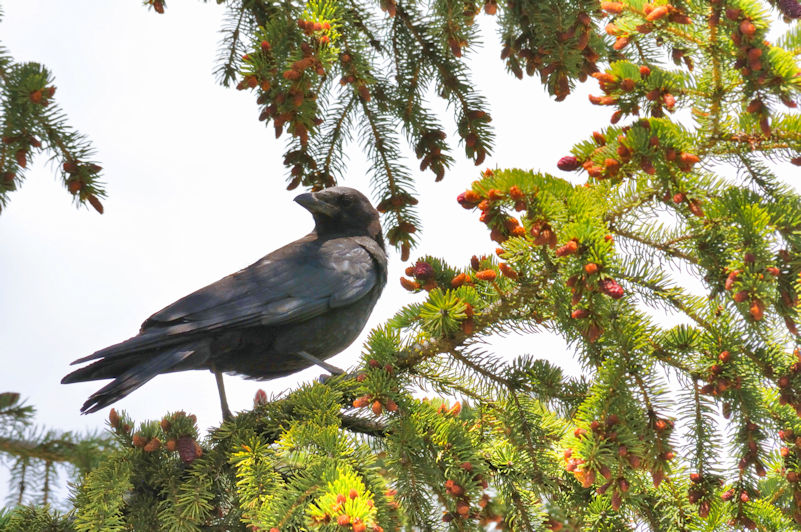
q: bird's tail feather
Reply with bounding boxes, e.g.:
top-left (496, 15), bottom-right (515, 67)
top-left (70, 331), bottom-right (184, 366)
top-left (73, 346), bottom-right (198, 414)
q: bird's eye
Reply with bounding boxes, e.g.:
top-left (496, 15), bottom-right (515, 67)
top-left (341, 195), bottom-right (354, 206)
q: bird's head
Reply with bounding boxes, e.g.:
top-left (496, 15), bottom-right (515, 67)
top-left (295, 187), bottom-right (384, 248)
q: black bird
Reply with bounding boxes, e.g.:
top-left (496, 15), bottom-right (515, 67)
top-left (63, 187), bottom-right (387, 419)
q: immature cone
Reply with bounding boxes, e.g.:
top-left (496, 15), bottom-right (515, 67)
top-left (601, 2), bottom-right (624, 14)
top-left (651, 5), bottom-right (674, 20)
top-left (88, 195), bottom-right (104, 214)
top-left (451, 272), bottom-right (470, 287)
top-left (733, 290), bottom-right (749, 303)
top-left (555, 240), bottom-right (579, 257)
top-left (254, 388), bottom-right (268, 406)
top-left (457, 190), bottom-right (481, 208)
top-left (779, 0), bottom-right (801, 19)
top-left (475, 269), bottom-right (497, 281)
top-left (499, 263), bottom-right (518, 280)
top-left (400, 277), bottom-right (420, 291)
top-left (412, 261), bottom-right (435, 280)
top-left (177, 436), bottom-right (202, 463)
top-left (571, 308), bottom-right (589, 319)
top-left (749, 299), bottom-right (764, 321)
top-left (786, 316), bottom-right (799, 336)
top-left (586, 323), bottom-right (603, 343)
top-left (724, 270), bottom-right (740, 291)
top-left (109, 408), bottom-right (120, 429)
top-left (557, 156), bottom-right (580, 171)
top-left (598, 278), bottom-right (624, 299)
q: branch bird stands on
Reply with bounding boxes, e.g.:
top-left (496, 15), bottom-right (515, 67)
top-left (62, 187), bottom-right (387, 420)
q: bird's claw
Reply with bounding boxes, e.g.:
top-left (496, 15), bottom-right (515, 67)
top-left (318, 372), bottom-right (356, 384)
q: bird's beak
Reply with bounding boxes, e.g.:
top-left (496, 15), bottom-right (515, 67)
top-left (294, 192), bottom-right (338, 217)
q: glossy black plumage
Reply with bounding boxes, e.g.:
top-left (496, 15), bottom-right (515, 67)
top-left (62, 187), bottom-right (387, 414)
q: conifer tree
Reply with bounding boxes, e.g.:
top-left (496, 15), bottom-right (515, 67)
top-left (0, 6), bottom-right (105, 215)
top-left (3, 0), bottom-right (801, 530)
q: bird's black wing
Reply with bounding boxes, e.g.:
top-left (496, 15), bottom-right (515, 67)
top-left (71, 235), bottom-right (380, 364)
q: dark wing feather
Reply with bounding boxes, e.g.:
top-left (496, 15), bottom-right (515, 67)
top-left (71, 236), bottom-right (379, 365)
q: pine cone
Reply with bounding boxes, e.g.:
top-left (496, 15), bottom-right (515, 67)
top-left (177, 436), bottom-right (200, 463)
top-left (412, 261), bottom-right (434, 280)
top-left (598, 278), bottom-right (624, 299)
top-left (779, 0), bottom-right (801, 19)
top-left (557, 156), bottom-right (580, 171)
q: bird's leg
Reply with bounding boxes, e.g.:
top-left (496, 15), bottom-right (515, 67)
top-left (211, 366), bottom-right (232, 421)
top-left (296, 351), bottom-right (345, 375)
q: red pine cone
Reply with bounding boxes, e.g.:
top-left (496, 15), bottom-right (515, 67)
top-left (557, 156), bottom-right (580, 171)
top-left (412, 261), bottom-right (435, 280)
top-left (254, 389), bottom-right (268, 406)
top-left (177, 436), bottom-right (202, 463)
top-left (598, 278), bottom-right (624, 299)
top-left (780, 0), bottom-right (801, 19)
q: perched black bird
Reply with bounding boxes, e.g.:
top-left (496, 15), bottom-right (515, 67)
top-left (63, 187), bottom-right (387, 418)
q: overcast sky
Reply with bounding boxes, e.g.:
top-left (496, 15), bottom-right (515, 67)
top-left (8, 0), bottom-right (793, 507)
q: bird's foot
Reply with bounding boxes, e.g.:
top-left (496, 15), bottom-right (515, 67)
top-left (212, 367), bottom-right (233, 422)
top-left (318, 372), bottom-right (357, 384)
top-left (297, 351), bottom-right (345, 375)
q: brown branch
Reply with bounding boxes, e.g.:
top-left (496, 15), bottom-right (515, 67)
top-left (0, 436), bottom-right (76, 464)
top-left (611, 226), bottom-right (699, 265)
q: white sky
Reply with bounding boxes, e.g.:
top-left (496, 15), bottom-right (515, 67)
top-left (4, 0), bottom-right (794, 507)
